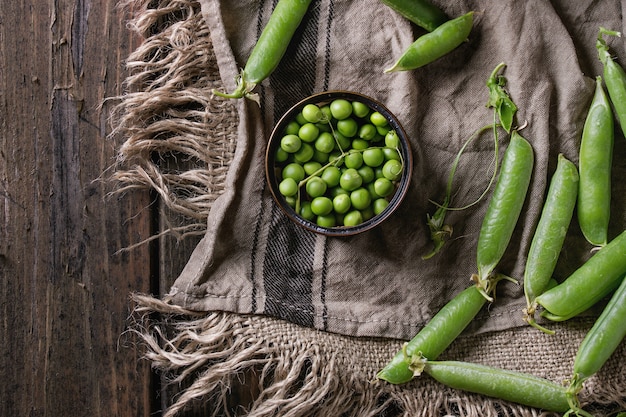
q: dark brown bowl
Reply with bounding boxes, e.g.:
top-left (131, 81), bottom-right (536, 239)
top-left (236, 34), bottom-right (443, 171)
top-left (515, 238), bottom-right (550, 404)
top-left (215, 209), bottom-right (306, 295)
top-left (265, 91), bottom-right (412, 236)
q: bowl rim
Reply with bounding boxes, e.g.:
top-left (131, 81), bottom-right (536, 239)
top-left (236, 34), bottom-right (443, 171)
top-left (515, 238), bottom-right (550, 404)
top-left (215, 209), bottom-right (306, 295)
top-left (265, 90), bottom-right (413, 237)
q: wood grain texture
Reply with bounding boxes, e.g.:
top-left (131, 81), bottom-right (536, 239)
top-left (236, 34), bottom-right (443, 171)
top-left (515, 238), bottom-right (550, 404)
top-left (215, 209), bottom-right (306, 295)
top-left (0, 1), bottom-right (155, 415)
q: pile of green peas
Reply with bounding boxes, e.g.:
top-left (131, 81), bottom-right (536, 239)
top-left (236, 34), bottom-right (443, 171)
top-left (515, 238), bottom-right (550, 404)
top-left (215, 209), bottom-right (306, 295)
top-left (274, 98), bottom-right (405, 228)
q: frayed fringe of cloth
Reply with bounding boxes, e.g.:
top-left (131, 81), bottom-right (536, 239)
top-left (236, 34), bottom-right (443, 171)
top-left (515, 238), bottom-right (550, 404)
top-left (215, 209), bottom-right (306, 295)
top-left (129, 293), bottom-right (626, 417)
top-left (108, 0), bottom-right (237, 241)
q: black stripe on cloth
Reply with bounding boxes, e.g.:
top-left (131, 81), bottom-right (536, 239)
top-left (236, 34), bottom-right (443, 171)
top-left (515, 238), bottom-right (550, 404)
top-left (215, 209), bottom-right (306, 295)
top-left (262, 0), bottom-right (323, 327)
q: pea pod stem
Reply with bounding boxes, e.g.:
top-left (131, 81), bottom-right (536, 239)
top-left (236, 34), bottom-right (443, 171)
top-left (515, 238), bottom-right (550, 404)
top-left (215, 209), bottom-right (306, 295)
top-left (422, 124), bottom-right (498, 259)
top-left (523, 154), bottom-right (579, 334)
top-left (475, 130), bottom-right (534, 301)
top-left (379, 0), bottom-right (449, 32)
top-left (413, 359), bottom-right (572, 413)
top-left (212, 0), bottom-right (313, 103)
top-left (577, 76), bottom-right (613, 247)
top-left (565, 274), bottom-right (626, 416)
top-left (385, 11), bottom-right (473, 72)
top-left (486, 62), bottom-right (518, 133)
top-left (536, 230), bottom-right (626, 321)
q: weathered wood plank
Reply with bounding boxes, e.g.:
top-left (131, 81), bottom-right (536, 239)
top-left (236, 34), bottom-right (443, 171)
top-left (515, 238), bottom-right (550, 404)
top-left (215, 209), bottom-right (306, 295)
top-left (0, 1), bottom-right (154, 416)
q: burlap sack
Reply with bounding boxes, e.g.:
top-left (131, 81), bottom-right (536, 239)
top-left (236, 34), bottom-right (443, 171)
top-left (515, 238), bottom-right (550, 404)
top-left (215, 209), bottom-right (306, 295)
top-left (115, 0), bottom-right (626, 416)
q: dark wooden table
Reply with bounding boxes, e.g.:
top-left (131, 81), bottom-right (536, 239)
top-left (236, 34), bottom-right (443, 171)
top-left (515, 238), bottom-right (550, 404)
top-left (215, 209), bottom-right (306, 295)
top-left (0, 1), bottom-right (173, 415)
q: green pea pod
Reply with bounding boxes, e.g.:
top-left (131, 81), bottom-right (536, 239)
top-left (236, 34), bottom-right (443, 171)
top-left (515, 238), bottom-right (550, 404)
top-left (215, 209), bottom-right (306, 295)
top-left (417, 361), bottom-right (571, 413)
top-left (213, 0), bottom-right (313, 103)
top-left (577, 76), bottom-right (613, 247)
top-left (523, 154), bottom-right (579, 333)
top-left (376, 285), bottom-right (486, 384)
top-left (597, 27), bottom-right (626, 138)
top-left (380, 0), bottom-right (449, 32)
top-left (569, 274), bottom-right (626, 386)
top-left (536, 230), bottom-right (626, 321)
top-left (475, 130), bottom-right (534, 299)
top-left (384, 11), bottom-right (473, 72)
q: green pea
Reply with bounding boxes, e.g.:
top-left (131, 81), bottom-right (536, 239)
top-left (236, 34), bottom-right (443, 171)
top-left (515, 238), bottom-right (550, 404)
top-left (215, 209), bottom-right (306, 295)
top-left (333, 131), bottom-right (351, 150)
top-left (350, 188), bottom-right (371, 210)
top-left (300, 201), bottom-right (314, 220)
top-left (383, 147), bottom-right (401, 161)
top-left (337, 118), bottom-right (359, 137)
top-left (284, 120), bottom-right (301, 135)
top-left (332, 193), bottom-right (352, 214)
top-left (374, 177), bottom-right (394, 197)
top-left (301, 103), bottom-right (324, 123)
top-left (293, 142), bottom-right (314, 163)
top-left (312, 149), bottom-right (330, 164)
top-left (275, 147), bottom-right (289, 163)
top-left (358, 123), bottom-right (378, 140)
top-left (278, 177), bottom-right (298, 197)
top-left (339, 168), bottom-right (363, 191)
top-left (320, 105), bottom-right (332, 122)
top-left (298, 123), bottom-right (320, 143)
top-left (382, 159), bottom-right (403, 181)
top-left (344, 152), bottom-right (364, 169)
top-left (351, 138), bottom-right (369, 150)
top-left (385, 130), bottom-right (400, 148)
top-left (303, 161), bottom-right (322, 176)
top-left (343, 210), bottom-right (364, 227)
top-left (352, 101), bottom-right (370, 118)
top-left (373, 198), bottom-right (389, 215)
top-left (315, 132), bottom-right (336, 153)
top-left (282, 162), bottom-right (305, 182)
top-left (385, 12), bottom-right (474, 72)
top-left (305, 177), bottom-right (327, 198)
top-left (329, 99), bottom-right (353, 120)
top-left (281, 134), bottom-right (302, 153)
top-left (370, 111), bottom-right (388, 127)
top-left (321, 166), bottom-right (341, 187)
top-left (361, 206), bottom-right (374, 221)
top-left (363, 148), bottom-right (385, 167)
top-left (357, 165), bottom-right (375, 184)
top-left (310, 196), bottom-right (333, 216)
top-left (316, 214), bottom-right (336, 228)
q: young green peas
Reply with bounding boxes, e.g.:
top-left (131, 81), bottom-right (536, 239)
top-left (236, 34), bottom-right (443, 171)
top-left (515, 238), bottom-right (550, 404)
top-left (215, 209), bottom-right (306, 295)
top-left (299, 201), bottom-right (315, 220)
top-left (275, 147), bottom-right (290, 163)
top-left (337, 118), bottom-right (359, 137)
top-left (339, 168), bottom-right (363, 191)
top-left (316, 214), bottom-right (336, 228)
top-left (310, 196), bottom-right (333, 216)
top-left (351, 138), bottom-right (370, 150)
top-left (344, 152), bottom-right (364, 169)
top-left (284, 120), bottom-right (301, 135)
top-left (383, 147), bottom-right (401, 161)
top-left (350, 188), bottom-right (371, 210)
top-left (321, 166), bottom-right (341, 187)
top-left (382, 159), bottom-right (403, 181)
top-left (281, 134), bottom-right (302, 153)
top-left (373, 198), bottom-right (389, 215)
top-left (332, 193), bottom-right (352, 214)
top-left (362, 148), bottom-right (385, 167)
top-left (279, 177), bottom-right (299, 197)
top-left (298, 123), bottom-right (320, 143)
top-left (301, 103), bottom-right (325, 123)
top-left (352, 101), bottom-right (370, 118)
top-left (370, 111), bottom-right (388, 127)
top-left (343, 210), bottom-right (363, 227)
top-left (315, 132), bottom-right (336, 153)
top-left (305, 177), bottom-right (327, 198)
top-left (357, 165), bottom-right (375, 184)
top-left (293, 142), bottom-right (314, 163)
top-left (303, 161), bottom-right (322, 176)
top-left (329, 99), bottom-right (353, 120)
top-left (358, 123), bottom-right (378, 140)
top-left (374, 177), bottom-right (394, 197)
top-left (385, 130), bottom-right (400, 148)
top-left (282, 162), bottom-right (305, 182)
